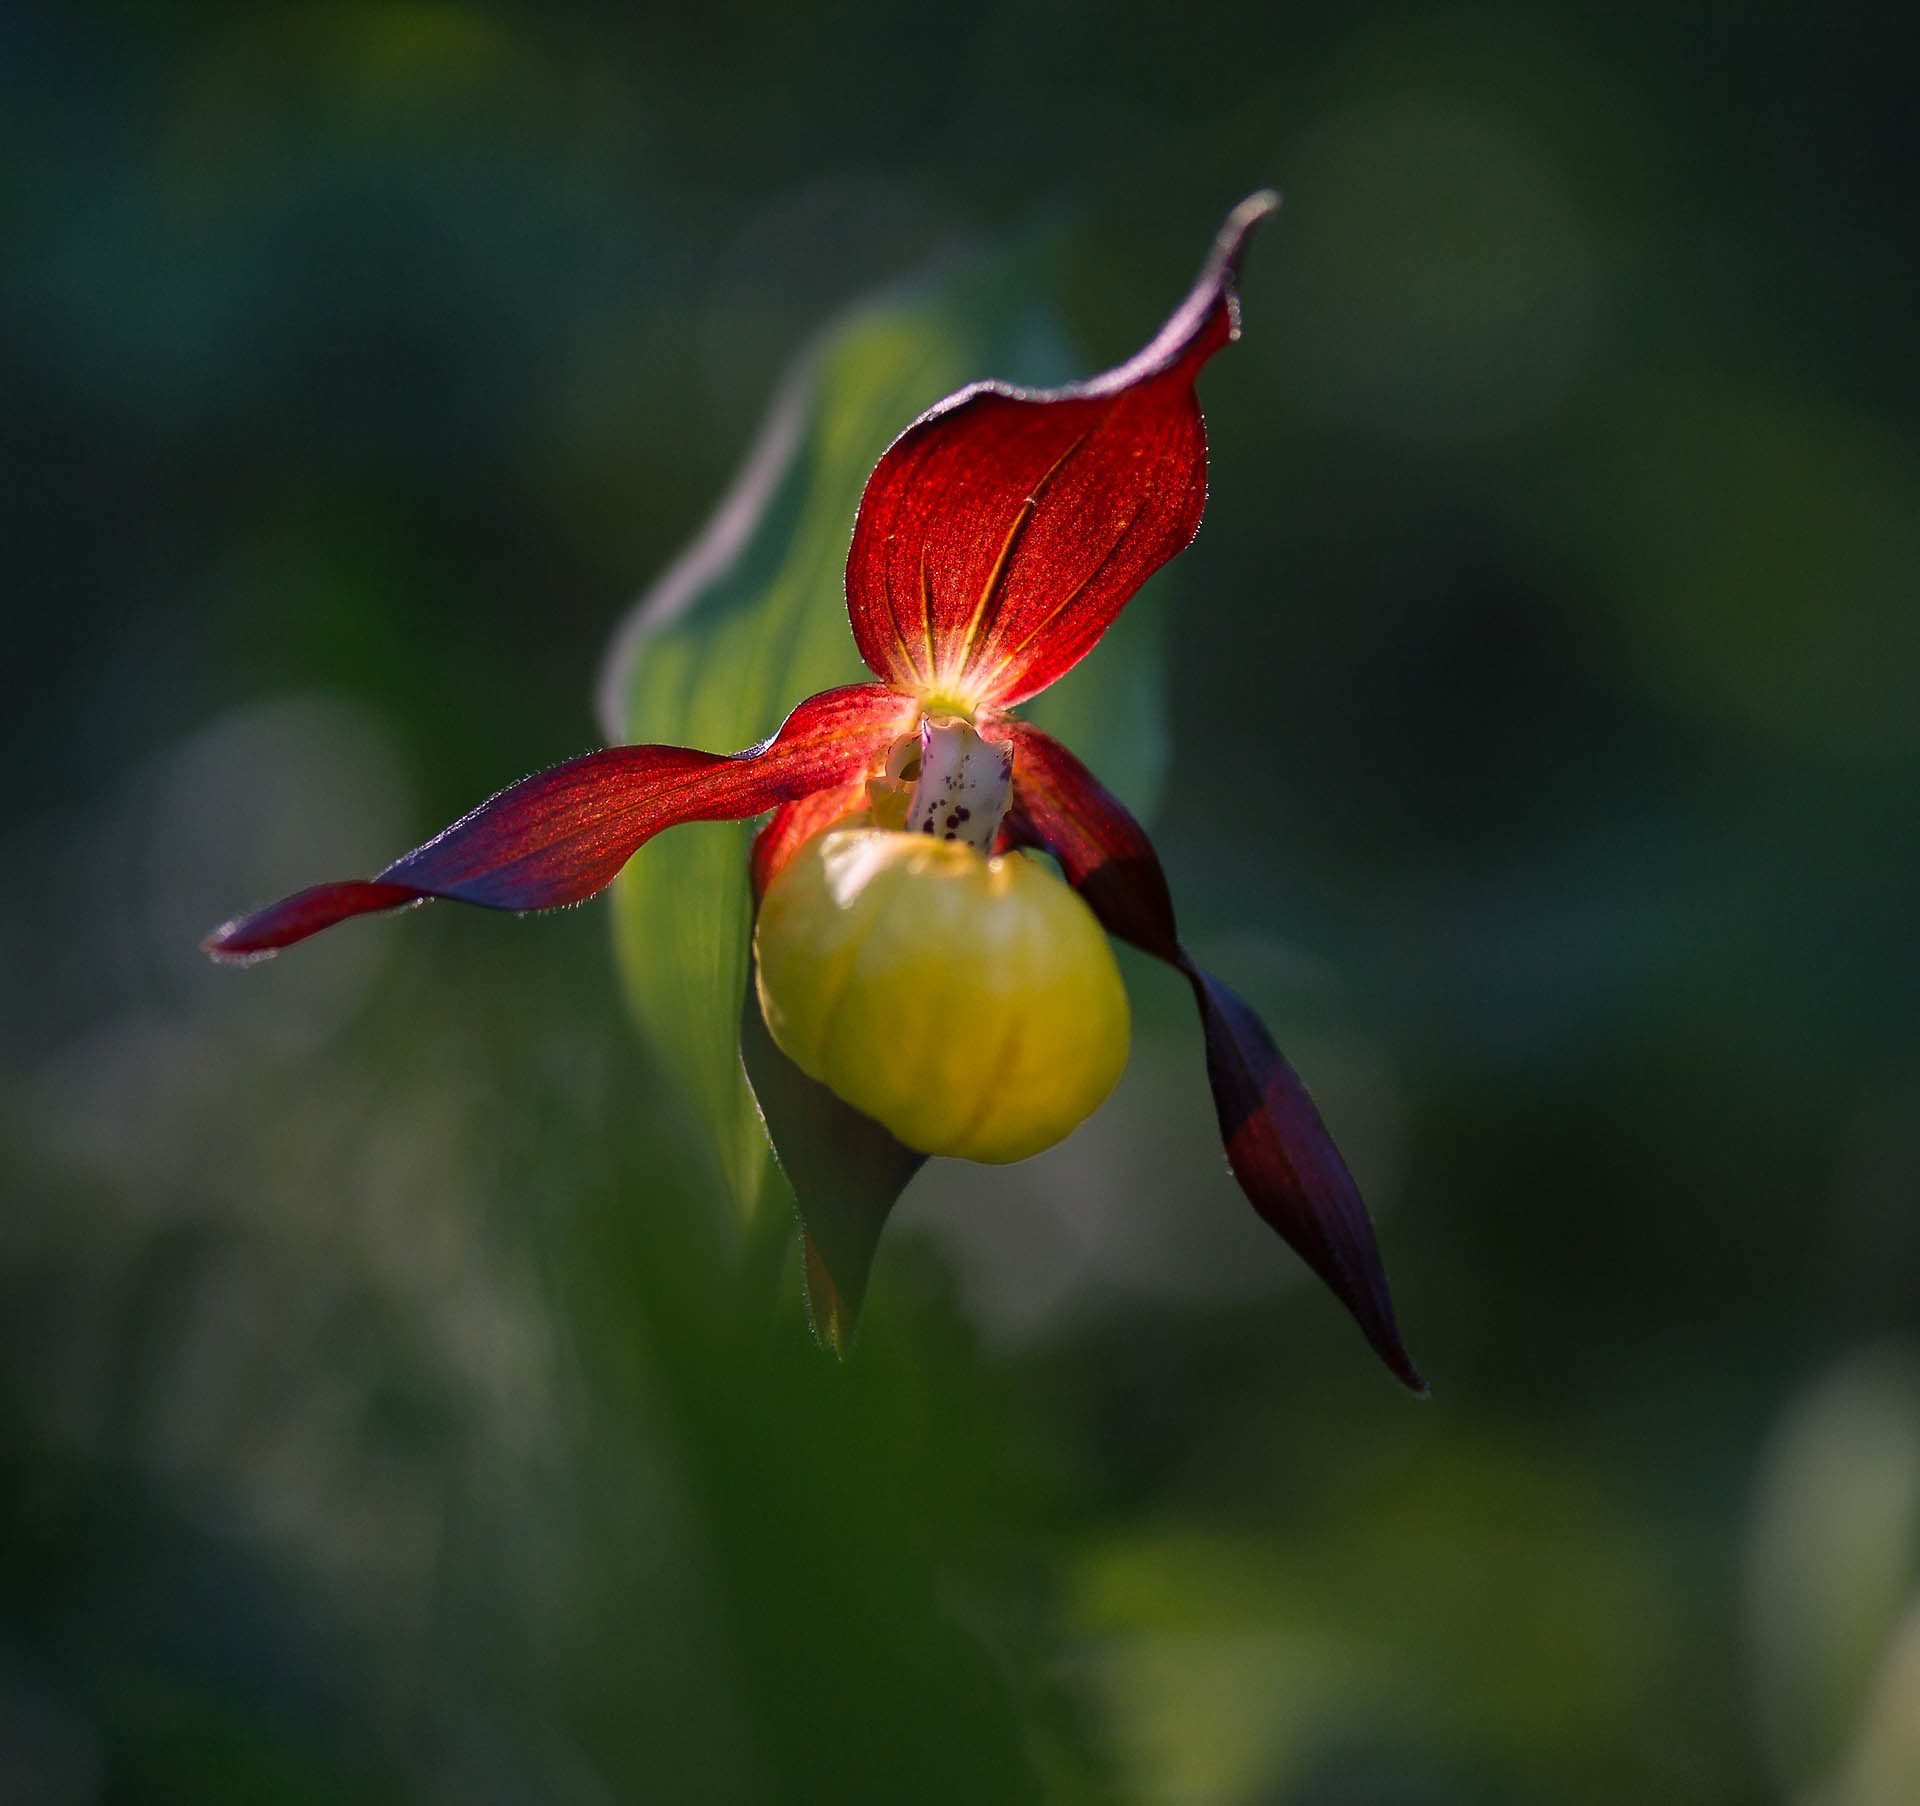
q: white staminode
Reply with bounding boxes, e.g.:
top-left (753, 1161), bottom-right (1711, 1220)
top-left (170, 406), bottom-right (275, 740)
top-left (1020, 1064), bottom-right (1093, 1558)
top-left (904, 717), bottom-right (1012, 855)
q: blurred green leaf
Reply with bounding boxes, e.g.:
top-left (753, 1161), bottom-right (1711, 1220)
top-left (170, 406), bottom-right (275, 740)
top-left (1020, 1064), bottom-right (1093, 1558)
top-left (599, 256), bottom-right (1172, 1224)
top-left (545, 1096), bottom-right (1099, 1806)
top-left (1074, 1422), bottom-right (1693, 1804)
top-left (1746, 1346), bottom-right (1920, 1795)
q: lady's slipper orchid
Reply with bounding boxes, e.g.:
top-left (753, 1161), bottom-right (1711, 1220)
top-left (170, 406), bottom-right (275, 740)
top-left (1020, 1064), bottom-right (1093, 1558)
top-left (206, 192), bottom-right (1424, 1393)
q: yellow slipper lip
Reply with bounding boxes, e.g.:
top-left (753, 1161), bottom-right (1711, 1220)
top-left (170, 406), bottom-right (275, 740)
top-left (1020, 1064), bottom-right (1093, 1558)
top-left (754, 827), bottom-right (1130, 1164)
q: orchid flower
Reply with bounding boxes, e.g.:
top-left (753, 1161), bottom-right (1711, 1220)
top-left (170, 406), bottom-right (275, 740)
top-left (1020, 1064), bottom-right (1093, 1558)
top-left (206, 193), bottom-right (1424, 1393)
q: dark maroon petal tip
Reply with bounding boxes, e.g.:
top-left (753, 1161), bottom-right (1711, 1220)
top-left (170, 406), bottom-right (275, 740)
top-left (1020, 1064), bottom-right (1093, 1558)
top-left (203, 880), bottom-right (425, 962)
top-left (1101, 188), bottom-right (1279, 395)
top-left (1183, 963), bottom-right (1427, 1397)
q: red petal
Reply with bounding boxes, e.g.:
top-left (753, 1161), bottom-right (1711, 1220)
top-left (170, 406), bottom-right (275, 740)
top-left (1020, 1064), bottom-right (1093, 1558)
top-left (991, 717), bottom-right (1181, 961)
top-left (205, 684), bottom-right (912, 960)
top-left (845, 193), bottom-right (1276, 709)
top-left (1187, 973), bottom-right (1428, 1396)
top-left (750, 774), bottom-right (869, 899)
top-left (996, 719), bottom-right (1426, 1394)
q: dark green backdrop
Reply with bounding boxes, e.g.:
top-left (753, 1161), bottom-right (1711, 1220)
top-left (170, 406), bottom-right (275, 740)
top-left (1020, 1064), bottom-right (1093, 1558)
top-left (4, 4), bottom-right (1916, 1802)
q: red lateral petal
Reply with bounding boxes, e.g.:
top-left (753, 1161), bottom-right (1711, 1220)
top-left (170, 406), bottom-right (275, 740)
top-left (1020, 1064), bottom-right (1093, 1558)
top-left (1186, 971), bottom-right (1428, 1396)
top-left (844, 193), bottom-right (1276, 709)
top-left (996, 719), bottom-right (1426, 1393)
top-left (750, 774), bottom-right (869, 899)
top-left (991, 717), bottom-right (1182, 961)
top-left (205, 683), bottom-right (912, 961)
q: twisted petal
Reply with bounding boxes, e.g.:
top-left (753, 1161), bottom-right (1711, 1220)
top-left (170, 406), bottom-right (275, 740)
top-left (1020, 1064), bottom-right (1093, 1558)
top-left (845, 192), bottom-right (1277, 710)
top-left (205, 684), bottom-right (912, 960)
top-left (996, 718), bottom-right (1426, 1394)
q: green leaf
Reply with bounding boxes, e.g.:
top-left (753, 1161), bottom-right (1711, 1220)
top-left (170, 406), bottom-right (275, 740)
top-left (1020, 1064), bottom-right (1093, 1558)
top-left (600, 254), bottom-right (1175, 1232)
top-left (737, 953), bottom-right (924, 1352)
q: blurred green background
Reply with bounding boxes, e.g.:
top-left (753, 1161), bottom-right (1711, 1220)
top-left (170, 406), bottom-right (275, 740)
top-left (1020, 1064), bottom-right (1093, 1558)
top-left (5, 3), bottom-right (1918, 1802)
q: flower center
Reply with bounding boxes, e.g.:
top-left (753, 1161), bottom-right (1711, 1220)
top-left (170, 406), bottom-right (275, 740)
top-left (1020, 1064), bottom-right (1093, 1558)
top-left (904, 716), bottom-right (1010, 852)
top-left (866, 716), bottom-right (1011, 852)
